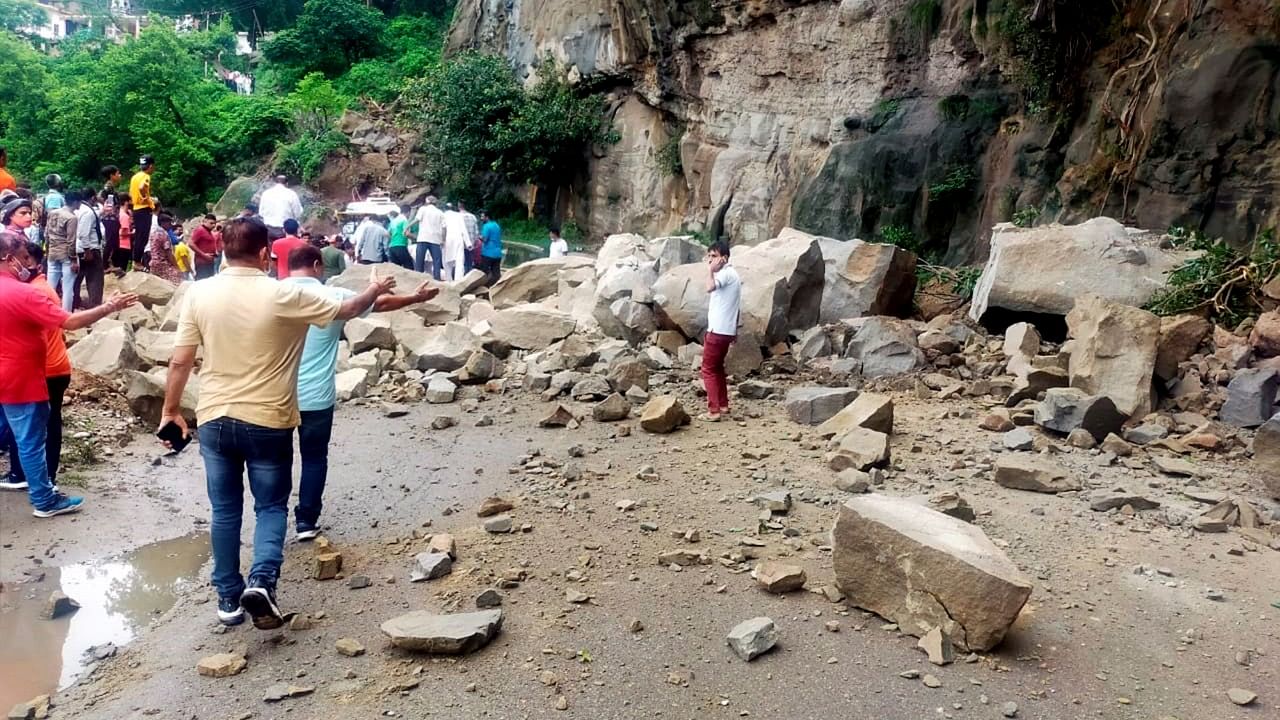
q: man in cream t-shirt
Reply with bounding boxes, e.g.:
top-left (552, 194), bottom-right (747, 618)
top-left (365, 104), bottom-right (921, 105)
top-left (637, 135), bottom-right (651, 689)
top-left (160, 216), bottom-right (394, 630)
top-left (701, 240), bottom-right (740, 421)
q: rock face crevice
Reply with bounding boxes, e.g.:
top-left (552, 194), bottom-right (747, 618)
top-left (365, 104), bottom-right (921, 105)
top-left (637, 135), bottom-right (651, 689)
top-left (447, 0), bottom-right (1280, 259)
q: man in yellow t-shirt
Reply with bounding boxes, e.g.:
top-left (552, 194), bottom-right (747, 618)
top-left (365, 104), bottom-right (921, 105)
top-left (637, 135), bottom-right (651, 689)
top-left (159, 216), bottom-right (394, 630)
top-left (128, 155), bottom-right (156, 266)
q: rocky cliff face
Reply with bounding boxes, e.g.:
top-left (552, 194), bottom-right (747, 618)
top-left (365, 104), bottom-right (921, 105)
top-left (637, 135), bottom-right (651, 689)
top-left (447, 0), bottom-right (1280, 261)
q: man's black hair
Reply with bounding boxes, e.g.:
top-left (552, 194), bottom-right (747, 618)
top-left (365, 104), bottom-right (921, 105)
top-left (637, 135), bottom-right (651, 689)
top-left (284, 218), bottom-right (300, 235)
top-left (203, 213), bottom-right (216, 221)
top-left (222, 216), bottom-right (269, 261)
top-left (288, 244), bottom-right (323, 272)
top-left (709, 240), bottom-right (731, 258)
top-left (101, 165), bottom-right (119, 180)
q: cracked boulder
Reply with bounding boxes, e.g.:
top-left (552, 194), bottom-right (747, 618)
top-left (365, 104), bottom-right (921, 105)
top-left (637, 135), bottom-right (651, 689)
top-left (832, 494), bottom-right (1033, 651)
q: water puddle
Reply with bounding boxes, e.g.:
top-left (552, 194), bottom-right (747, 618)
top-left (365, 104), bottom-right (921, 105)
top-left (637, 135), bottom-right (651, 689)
top-left (0, 532), bottom-right (210, 708)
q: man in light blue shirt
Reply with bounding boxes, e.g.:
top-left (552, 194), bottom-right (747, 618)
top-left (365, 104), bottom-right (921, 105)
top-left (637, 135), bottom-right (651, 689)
top-left (284, 245), bottom-right (438, 539)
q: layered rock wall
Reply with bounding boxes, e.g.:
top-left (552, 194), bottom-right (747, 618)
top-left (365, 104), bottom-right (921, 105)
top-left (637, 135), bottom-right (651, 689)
top-left (447, 0), bottom-right (1280, 261)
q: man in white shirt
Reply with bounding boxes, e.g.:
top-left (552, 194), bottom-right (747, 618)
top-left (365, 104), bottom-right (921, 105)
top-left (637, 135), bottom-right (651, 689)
top-left (441, 203), bottom-right (469, 282)
top-left (548, 227), bottom-right (569, 258)
top-left (458, 201), bottom-right (479, 273)
top-left (73, 189), bottom-right (105, 308)
top-left (409, 196), bottom-right (444, 279)
top-left (701, 241), bottom-right (740, 422)
top-left (258, 175), bottom-right (303, 241)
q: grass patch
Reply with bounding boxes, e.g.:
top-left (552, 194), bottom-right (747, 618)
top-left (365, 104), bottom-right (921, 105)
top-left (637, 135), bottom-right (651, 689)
top-left (879, 223), bottom-right (921, 254)
top-left (1145, 228), bottom-right (1280, 326)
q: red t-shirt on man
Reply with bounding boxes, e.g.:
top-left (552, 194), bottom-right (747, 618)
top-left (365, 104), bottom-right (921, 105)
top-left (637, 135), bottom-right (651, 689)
top-left (190, 226), bottom-right (219, 266)
top-left (0, 274), bottom-right (70, 404)
top-left (271, 235), bottom-right (308, 278)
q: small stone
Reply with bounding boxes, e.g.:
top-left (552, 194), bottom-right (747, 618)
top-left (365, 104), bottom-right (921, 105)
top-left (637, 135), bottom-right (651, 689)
top-left (834, 469), bottom-right (871, 493)
top-left (751, 561), bottom-right (806, 593)
top-left (5, 696), bottom-right (49, 720)
top-left (824, 620), bottom-right (840, 633)
top-left (483, 515), bottom-right (513, 533)
top-left (917, 626), bottom-right (954, 666)
top-left (898, 670), bottom-right (920, 679)
top-left (289, 614), bottom-right (314, 631)
top-left (726, 617), bottom-right (778, 661)
top-left (347, 575), bottom-right (371, 589)
top-left (41, 591), bottom-right (80, 620)
top-left (196, 652), bottom-right (247, 678)
top-left (922, 674), bottom-right (942, 688)
top-left (313, 552), bottom-right (343, 580)
top-left (539, 404), bottom-right (577, 428)
top-left (335, 638), bottom-right (365, 657)
top-left (1002, 701), bottom-right (1019, 717)
top-left (410, 552), bottom-right (453, 582)
top-left (430, 415), bottom-right (457, 430)
top-left (263, 683), bottom-right (315, 702)
top-left (754, 491), bottom-right (792, 513)
top-left (565, 589), bottom-right (590, 604)
top-left (1002, 428), bottom-right (1035, 451)
top-left (555, 695), bottom-right (569, 711)
top-left (475, 589), bottom-right (503, 608)
top-left (382, 403), bottom-right (410, 418)
top-left (1227, 688), bottom-right (1257, 706)
top-left (477, 496), bottom-right (514, 517)
top-left (426, 533), bottom-right (457, 559)
top-left (628, 618), bottom-right (644, 633)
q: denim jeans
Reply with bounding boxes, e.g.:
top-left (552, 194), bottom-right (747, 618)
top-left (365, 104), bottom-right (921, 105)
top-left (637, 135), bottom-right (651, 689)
top-left (199, 417), bottom-right (293, 600)
top-left (415, 243), bottom-right (442, 280)
top-left (0, 402), bottom-right (58, 510)
top-left (6, 375), bottom-right (70, 484)
top-left (295, 406), bottom-right (335, 531)
top-left (47, 259), bottom-right (77, 312)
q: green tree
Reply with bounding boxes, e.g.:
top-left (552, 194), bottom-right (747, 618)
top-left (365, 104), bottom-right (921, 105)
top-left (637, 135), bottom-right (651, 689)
top-left (0, 0), bottom-right (46, 34)
top-left (261, 0), bottom-right (387, 84)
top-left (139, 1), bottom-right (306, 32)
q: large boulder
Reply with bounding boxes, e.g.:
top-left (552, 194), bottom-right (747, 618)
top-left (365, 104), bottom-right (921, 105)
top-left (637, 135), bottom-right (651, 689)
top-left (653, 230), bottom-right (825, 345)
top-left (1066, 294), bottom-right (1160, 418)
top-left (67, 324), bottom-right (140, 378)
top-left (211, 176), bottom-right (259, 218)
top-left (330, 263), bottom-right (459, 325)
top-left (783, 387), bottom-right (859, 425)
top-left (1250, 310), bottom-right (1280, 358)
top-left (824, 427), bottom-right (890, 471)
top-left (343, 316), bottom-right (396, 353)
top-left (595, 298), bottom-right (657, 346)
top-left (1155, 314), bottom-right (1212, 381)
top-left (969, 218), bottom-right (1186, 322)
top-left (1251, 413), bottom-right (1280, 498)
top-left (487, 305), bottom-right (577, 350)
top-left (816, 392), bottom-right (894, 438)
top-left (814, 234), bottom-right (917, 322)
top-left (993, 456), bottom-right (1081, 493)
top-left (731, 232), bottom-right (826, 344)
top-left (639, 396), bottom-right (690, 433)
top-left (156, 282), bottom-right (190, 331)
top-left (380, 609), bottom-right (503, 654)
top-left (651, 262), bottom-right (709, 339)
top-left (555, 261), bottom-right (599, 329)
top-left (843, 317), bottom-right (926, 378)
top-left (118, 271), bottom-right (178, 308)
top-left (134, 328), bottom-right (177, 368)
top-left (125, 370), bottom-right (197, 426)
top-left (832, 495), bottom-right (1033, 651)
top-left (1219, 368), bottom-right (1279, 428)
top-left (489, 256), bottom-right (594, 309)
top-left (1033, 387), bottom-right (1127, 440)
top-left (410, 322), bottom-right (483, 372)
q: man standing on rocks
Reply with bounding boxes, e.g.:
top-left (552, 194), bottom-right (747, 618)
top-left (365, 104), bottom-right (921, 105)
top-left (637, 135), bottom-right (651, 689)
top-left (159, 216), bottom-right (395, 630)
top-left (701, 240), bottom-right (740, 422)
top-left (285, 244), bottom-right (438, 540)
top-left (409, 196), bottom-right (444, 279)
top-left (0, 228), bottom-right (139, 515)
top-left (128, 156), bottom-right (156, 268)
top-left (259, 175), bottom-right (303, 241)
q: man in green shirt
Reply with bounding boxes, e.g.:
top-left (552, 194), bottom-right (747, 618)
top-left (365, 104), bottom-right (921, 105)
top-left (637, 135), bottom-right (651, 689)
top-left (387, 209), bottom-right (412, 270)
top-left (320, 234), bottom-right (348, 282)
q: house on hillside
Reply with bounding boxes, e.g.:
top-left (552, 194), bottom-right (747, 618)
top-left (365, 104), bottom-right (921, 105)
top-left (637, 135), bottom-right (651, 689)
top-left (17, 1), bottom-right (142, 44)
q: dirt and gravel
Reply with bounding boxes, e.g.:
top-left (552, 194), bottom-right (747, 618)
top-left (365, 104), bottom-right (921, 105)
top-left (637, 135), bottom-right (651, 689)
top-left (2, 365), bottom-right (1277, 720)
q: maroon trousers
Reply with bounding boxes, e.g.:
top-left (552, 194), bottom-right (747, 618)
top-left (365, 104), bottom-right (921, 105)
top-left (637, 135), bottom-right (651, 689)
top-left (701, 331), bottom-right (735, 413)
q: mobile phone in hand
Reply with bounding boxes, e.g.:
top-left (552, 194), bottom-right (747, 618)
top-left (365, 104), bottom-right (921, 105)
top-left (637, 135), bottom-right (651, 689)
top-left (156, 420), bottom-right (192, 455)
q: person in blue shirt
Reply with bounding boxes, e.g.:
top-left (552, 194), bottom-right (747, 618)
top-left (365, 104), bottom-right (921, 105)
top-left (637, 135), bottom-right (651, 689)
top-left (478, 212), bottom-right (502, 286)
top-left (283, 244), bottom-right (439, 540)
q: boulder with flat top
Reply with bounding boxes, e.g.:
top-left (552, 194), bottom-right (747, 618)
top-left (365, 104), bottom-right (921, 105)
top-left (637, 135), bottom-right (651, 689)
top-left (330, 263), bottom-right (459, 325)
top-left (832, 494), bottom-right (1033, 651)
top-left (380, 609), bottom-right (503, 654)
top-left (813, 232), bottom-right (917, 321)
top-left (1066, 294), bottom-right (1159, 417)
top-left (68, 324), bottom-right (140, 378)
top-left (487, 305), bottom-right (577, 350)
top-left (118, 271), bottom-right (177, 307)
top-left (489, 256), bottom-right (594, 309)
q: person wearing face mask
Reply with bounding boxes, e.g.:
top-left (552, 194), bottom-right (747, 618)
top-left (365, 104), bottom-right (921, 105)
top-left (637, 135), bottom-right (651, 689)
top-left (2, 242), bottom-right (72, 492)
top-left (0, 222), bottom-right (139, 516)
top-left (159, 216), bottom-right (394, 630)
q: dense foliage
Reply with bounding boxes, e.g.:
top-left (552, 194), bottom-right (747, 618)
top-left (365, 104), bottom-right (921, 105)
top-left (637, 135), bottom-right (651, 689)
top-left (403, 52), bottom-right (616, 197)
top-left (1145, 229), bottom-right (1280, 326)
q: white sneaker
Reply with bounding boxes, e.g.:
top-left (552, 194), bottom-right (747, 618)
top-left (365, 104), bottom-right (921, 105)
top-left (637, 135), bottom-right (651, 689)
top-left (0, 479), bottom-right (28, 491)
top-left (295, 528), bottom-right (320, 542)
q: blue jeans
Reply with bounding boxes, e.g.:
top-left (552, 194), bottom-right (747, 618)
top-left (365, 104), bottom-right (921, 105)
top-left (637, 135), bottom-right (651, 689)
top-left (199, 417), bottom-right (293, 600)
top-left (415, 243), bottom-right (442, 280)
top-left (47, 259), bottom-right (77, 311)
top-left (0, 403), bottom-right (58, 510)
top-left (295, 406), bottom-right (334, 531)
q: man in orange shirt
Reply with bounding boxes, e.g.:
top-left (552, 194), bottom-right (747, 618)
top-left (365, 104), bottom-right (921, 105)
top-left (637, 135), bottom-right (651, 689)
top-left (2, 242), bottom-right (72, 490)
top-left (269, 218), bottom-right (307, 279)
top-left (0, 147), bottom-right (15, 193)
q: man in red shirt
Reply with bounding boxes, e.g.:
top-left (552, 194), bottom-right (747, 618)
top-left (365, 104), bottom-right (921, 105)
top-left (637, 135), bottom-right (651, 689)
top-left (0, 223), bottom-right (139, 517)
top-left (190, 213), bottom-right (219, 279)
top-left (269, 218), bottom-right (307, 279)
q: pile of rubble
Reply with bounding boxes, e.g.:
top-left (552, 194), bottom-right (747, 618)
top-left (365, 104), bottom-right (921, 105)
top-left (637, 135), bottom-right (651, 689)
top-left (64, 217), bottom-right (1278, 652)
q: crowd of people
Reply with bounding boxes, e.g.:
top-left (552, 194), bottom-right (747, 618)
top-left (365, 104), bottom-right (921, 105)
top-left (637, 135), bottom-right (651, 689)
top-left (0, 147), bottom-right (690, 632)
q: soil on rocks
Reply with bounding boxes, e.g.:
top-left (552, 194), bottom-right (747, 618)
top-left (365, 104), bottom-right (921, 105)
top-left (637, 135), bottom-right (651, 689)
top-left (1, 371), bottom-right (1277, 720)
